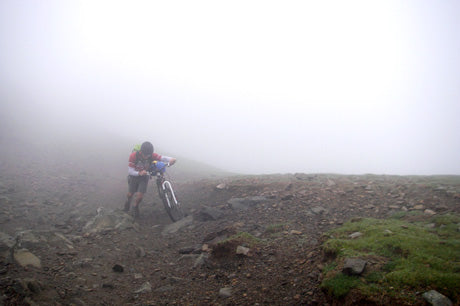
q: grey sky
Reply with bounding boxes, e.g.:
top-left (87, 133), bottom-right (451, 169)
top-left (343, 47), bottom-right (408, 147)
top-left (1, 1), bottom-right (459, 174)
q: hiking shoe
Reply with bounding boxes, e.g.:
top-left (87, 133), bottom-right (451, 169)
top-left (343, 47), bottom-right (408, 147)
top-left (132, 206), bottom-right (140, 219)
top-left (123, 201), bottom-right (131, 212)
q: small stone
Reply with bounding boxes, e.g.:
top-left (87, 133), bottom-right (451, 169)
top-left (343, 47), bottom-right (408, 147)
top-left (135, 247), bottom-right (146, 258)
top-left (215, 183), bottom-right (227, 190)
top-left (102, 283), bottom-right (114, 289)
top-left (13, 249), bottom-right (41, 269)
top-left (423, 290), bottom-right (452, 306)
top-left (236, 246), bottom-right (250, 256)
top-left (383, 230), bottom-right (393, 236)
top-left (290, 230), bottom-right (302, 235)
top-left (112, 264), bottom-right (124, 273)
top-left (134, 281), bottom-right (152, 294)
top-left (343, 258), bottom-right (367, 275)
top-left (413, 204), bottom-right (425, 210)
top-left (219, 287), bottom-right (232, 298)
top-left (349, 232), bottom-right (363, 239)
top-left (311, 206), bottom-right (327, 214)
top-left (424, 209), bottom-right (436, 216)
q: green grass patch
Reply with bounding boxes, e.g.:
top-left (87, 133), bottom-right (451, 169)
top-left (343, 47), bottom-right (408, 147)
top-left (321, 213), bottom-right (460, 303)
top-left (264, 223), bottom-right (288, 235)
top-left (321, 273), bottom-right (360, 298)
top-left (220, 231), bottom-right (263, 247)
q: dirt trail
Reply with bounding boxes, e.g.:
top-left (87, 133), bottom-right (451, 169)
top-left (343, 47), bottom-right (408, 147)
top-left (1, 169), bottom-right (459, 305)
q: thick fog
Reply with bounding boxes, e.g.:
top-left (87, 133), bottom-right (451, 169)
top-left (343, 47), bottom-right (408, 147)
top-left (1, 1), bottom-right (459, 175)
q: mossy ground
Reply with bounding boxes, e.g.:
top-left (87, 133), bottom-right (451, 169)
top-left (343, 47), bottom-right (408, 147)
top-left (321, 213), bottom-right (460, 303)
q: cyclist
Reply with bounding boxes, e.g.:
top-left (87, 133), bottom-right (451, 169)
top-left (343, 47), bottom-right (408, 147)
top-left (124, 141), bottom-right (176, 218)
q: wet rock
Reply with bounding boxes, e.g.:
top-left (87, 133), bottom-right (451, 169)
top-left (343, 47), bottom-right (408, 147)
top-left (13, 249), bottom-right (41, 268)
top-left (342, 258), bottom-right (367, 275)
top-left (422, 290), bottom-right (452, 306)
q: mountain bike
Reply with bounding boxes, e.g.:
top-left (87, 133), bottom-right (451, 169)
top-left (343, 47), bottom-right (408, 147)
top-left (148, 161), bottom-right (184, 222)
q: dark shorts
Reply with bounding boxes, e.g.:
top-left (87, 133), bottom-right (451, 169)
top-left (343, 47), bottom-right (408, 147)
top-left (128, 175), bottom-right (149, 194)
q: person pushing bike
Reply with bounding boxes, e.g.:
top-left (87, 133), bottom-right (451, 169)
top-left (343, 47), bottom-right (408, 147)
top-left (124, 141), bottom-right (176, 218)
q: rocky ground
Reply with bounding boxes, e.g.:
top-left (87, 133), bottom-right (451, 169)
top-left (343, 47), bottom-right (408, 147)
top-left (1, 161), bottom-right (460, 305)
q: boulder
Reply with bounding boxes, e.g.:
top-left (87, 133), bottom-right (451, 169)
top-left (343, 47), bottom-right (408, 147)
top-left (162, 215), bottom-right (194, 236)
top-left (195, 206), bottom-right (224, 221)
top-left (83, 208), bottom-right (138, 233)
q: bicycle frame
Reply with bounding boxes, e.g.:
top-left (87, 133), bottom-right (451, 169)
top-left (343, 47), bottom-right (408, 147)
top-left (149, 164), bottom-right (184, 222)
top-left (161, 180), bottom-right (178, 208)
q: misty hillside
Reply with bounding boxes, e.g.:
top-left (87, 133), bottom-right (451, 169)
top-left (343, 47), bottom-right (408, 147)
top-left (1, 112), bottom-right (460, 305)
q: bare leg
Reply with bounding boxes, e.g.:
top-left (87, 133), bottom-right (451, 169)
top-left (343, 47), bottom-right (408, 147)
top-left (132, 193), bottom-right (144, 218)
top-left (124, 192), bottom-right (134, 212)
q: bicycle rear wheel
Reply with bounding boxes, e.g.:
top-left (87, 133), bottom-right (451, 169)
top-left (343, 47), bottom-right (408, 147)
top-left (162, 184), bottom-right (184, 222)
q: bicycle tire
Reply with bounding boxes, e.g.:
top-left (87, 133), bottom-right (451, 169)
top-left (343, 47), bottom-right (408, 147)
top-left (162, 184), bottom-right (184, 222)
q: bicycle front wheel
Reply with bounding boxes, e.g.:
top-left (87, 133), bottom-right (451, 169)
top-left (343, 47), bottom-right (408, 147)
top-left (162, 184), bottom-right (184, 222)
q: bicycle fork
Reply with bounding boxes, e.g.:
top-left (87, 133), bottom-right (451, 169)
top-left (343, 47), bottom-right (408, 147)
top-left (162, 181), bottom-right (178, 208)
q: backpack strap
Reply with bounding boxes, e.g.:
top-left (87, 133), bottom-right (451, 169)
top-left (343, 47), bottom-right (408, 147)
top-left (135, 151), bottom-right (153, 167)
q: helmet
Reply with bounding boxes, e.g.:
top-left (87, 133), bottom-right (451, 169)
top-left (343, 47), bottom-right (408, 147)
top-left (140, 141), bottom-right (154, 155)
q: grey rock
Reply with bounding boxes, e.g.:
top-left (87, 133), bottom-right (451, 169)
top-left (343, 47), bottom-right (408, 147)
top-left (134, 281), bottom-right (152, 294)
top-left (195, 206), bottom-right (224, 221)
top-left (311, 206), bottom-right (327, 214)
top-left (135, 247), bottom-right (146, 258)
top-left (193, 253), bottom-right (209, 269)
top-left (236, 245), bottom-right (250, 256)
top-left (162, 215), bottom-right (194, 235)
top-left (349, 232), bottom-right (363, 239)
top-left (154, 285), bottom-right (175, 293)
top-left (83, 209), bottom-right (138, 233)
top-left (227, 196), bottom-right (268, 210)
top-left (0, 232), bottom-right (14, 260)
top-left (112, 264), bottom-right (124, 273)
top-left (13, 249), bottom-right (41, 268)
top-left (423, 290), bottom-right (452, 306)
top-left (14, 278), bottom-right (43, 295)
top-left (179, 245), bottom-right (202, 254)
top-left (219, 287), bottom-right (232, 298)
top-left (342, 258), bottom-right (367, 275)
